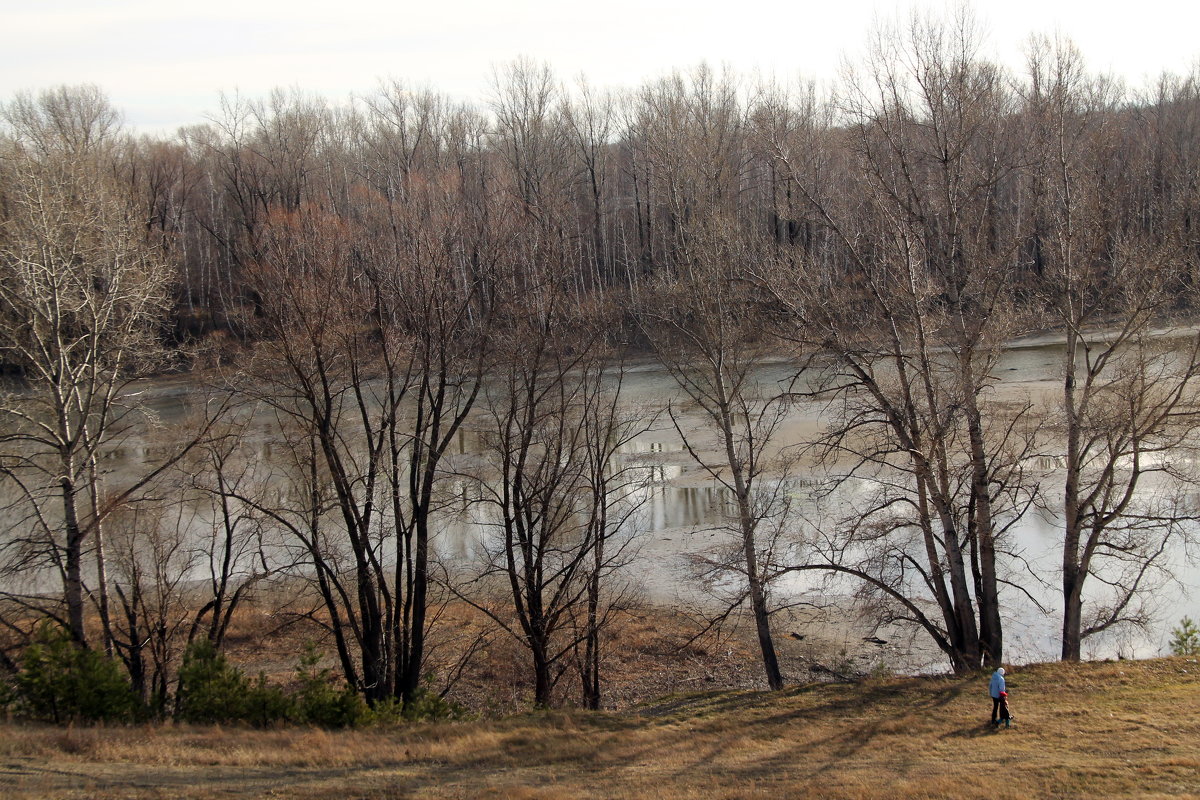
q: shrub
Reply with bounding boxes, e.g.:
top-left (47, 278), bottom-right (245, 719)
top-left (293, 643), bottom-right (368, 728)
top-left (175, 639), bottom-right (246, 724)
top-left (0, 677), bottom-right (15, 717)
top-left (366, 673), bottom-right (467, 725)
top-left (1169, 616), bottom-right (1200, 656)
top-left (14, 623), bottom-right (138, 723)
top-left (175, 641), bottom-right (463, 728)
top-left (398, 683), bottom-right (467, 723)
top-left (176, 638), bottom-right (291, 726)
top-left (242, 672), bottom-right (293, 727)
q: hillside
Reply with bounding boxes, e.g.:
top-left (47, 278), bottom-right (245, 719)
top-left (1, 657), bottom-right (1198, 799)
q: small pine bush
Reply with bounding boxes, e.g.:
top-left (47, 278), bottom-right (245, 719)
top-left (242, 672), bottom-right (293, 727)
top-left (367, 673), bottom-right (467, 725)
top-left (1170, 616), bottom-right (1200, 656)
top-left (176, 638), bottom-right (291, 726)
top-left (398, 684), bottom-right (467, 722)
top-left (174, 639), bottom-right (472, 728)
top-left (292, 643), bottom-right (368, 728)
top-left (175, 639), bottom-right (248, 723)
top-left (14, 623), bottom-right (138, 723)
top-left (0, 677), bottom-right (16, 717)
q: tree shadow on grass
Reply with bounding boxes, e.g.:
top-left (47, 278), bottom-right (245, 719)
top-left (941, 720), bottom-right (1012, 739)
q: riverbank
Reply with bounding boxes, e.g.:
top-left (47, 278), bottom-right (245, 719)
top-left (2, 656), bottom-right (1196, 799)
top-left (206, 599), bottom-right (912, 714)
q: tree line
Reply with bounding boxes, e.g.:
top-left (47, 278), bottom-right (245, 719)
top-left (3, 13), bottom-right (1200, 717)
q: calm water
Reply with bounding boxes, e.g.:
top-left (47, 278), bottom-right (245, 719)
top-left (28, 339), bottom-right (1200, 666)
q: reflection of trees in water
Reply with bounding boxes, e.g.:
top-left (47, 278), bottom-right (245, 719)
top-left (644, 485), bottom-right (734, 530)
top-left (12, 350), bottom-right (1199, 674)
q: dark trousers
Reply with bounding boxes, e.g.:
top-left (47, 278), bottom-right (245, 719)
top-left (992, 696), bottom-right (1010, 723)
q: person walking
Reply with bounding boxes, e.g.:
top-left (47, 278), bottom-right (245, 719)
top-left (989, 667), bottom-right (1006, 726)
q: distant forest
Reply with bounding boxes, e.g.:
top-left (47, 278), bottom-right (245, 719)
top-left (7, 28), bottom-right (1200, 351)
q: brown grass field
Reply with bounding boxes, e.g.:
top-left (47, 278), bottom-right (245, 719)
top-left (1, 656), bottom-right (1198, 799)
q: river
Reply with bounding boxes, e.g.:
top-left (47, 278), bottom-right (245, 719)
top-left (14, 335), bottom-right (1199, 670)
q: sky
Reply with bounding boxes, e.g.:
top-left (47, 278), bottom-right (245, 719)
top-left (2, 0), bottom-right (1198, 134)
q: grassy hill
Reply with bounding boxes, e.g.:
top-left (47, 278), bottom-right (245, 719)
top-left (1, 656), bottom-right (1198, 799)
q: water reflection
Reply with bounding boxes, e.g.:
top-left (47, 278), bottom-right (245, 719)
top-left (642, 485), bottom-right (733, 530)
top-left (34, 345), bottom-right (1200, 664)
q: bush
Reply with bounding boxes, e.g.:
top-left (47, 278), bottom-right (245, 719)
top-left (0, 677), bottom-right (15, 717)
top-left (1170, 616), bottom-right (1200, 656)
top-left (175, 639), bottom-right (246, 723)
top-left (14, 623), bottom-right (138, 723)
top-left (365, 673), bottom-right (467, 725)
top-left (397, 683), bottom-right (467, 723)
top-left (176, 638), bottom-right (291, 726)
top-left (175, 640), bottom-right (464, 728)
top-left (242, 672), bottom-right (294, 727)
top-left (293, 643), bottom-right (369, 728)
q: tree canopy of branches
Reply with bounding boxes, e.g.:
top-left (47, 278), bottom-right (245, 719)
top-left (1024, 38), bottom-right (1200, 660)
top-left (5, 12), bottom-right (1200, 701)
top-left (0, 86), bottom-right (216, 655)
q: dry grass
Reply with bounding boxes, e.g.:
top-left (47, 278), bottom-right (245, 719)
top-left (186, 599), bottom-right (885, 713)
top-left (2, 656), bottom-right (1198, 799)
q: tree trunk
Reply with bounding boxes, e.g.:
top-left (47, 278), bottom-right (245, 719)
top-left (532, 635), bottom-right (553, 708)
top-left (1062, 570), bottom-right (1084, 661)
top-left (748, 571), bottom-right (784, 690)
top-left (398, 519), bottom-right (430, 706)
top-left (1061, 329), bottom-right (1084, 662)
top-left (965, 396), bottom-right (1003, 667)
top-left (61, 474), bottom-right (87, 645)
top-left (90, 456), bottom-right (114, 657)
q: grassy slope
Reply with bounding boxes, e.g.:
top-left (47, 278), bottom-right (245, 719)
top-left (1, 657), bottom-right (1198, 799)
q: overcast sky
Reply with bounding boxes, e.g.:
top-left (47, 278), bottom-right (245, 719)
top-left (2, 0), bottom-right (1198, 134)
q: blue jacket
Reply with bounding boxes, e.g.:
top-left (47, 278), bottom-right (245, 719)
top-left (989, 670), bottom-right (1006, 698)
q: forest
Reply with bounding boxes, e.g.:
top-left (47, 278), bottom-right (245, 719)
top-left (3, 14), bottom-right (1200, 723)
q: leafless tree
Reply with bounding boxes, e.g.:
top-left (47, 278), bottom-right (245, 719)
top-left (228, 129), bottom-right (499, 704)
top-left (177, 420), bottom-right (280, 649)
top-left (625, 67), bottom-right (799, 690)
top-left (104, 501), bottom-right (196, 710)
top-left (562, 79), bottom-right (620, 289)
top-left (0, 86), bottom-right (221, 649)
top-left (638, 232), bottom-right (796, 691)
top-left (572, 355), bottom-right (652, 709)
top-left (459, 271), bottom-right (640, 707)
top-left (1024, 38), bottom-right (1200, 660)
top-left (763, 13), bottom-right (1036, 672)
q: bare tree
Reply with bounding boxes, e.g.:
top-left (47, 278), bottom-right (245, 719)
top-left (231, 140), bottom-right (498, 706)
top-left (179, 421), bottom-right (279, 649)
top-left (562, 80), bottom-right (620, 289)
top-left (625, 66), bottom-right (797, 690)
top-left (638, 235), bottom-right (795, 691)
top-left (435, 64), bottom-right (650, 708)
top-left (764, 14), bottom-right (1035, 672)
top-left (573, 354), bottom-right (652, 709)
top-left (0, 86), bottom-right (218, 649)
top-left (1024, 39), bottom-right (1200, 660)
top-left (364, 129), bottom-right (499, 705)
top-left (105, 502), bottom-right (196, 711)
top-left (460, 273), bottom-right (638, 707)
top-left (231, 203), bottom-right (401, 703)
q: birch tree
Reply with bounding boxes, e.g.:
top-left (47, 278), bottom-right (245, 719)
top-left (0, 86), bottom-right (206, 648)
